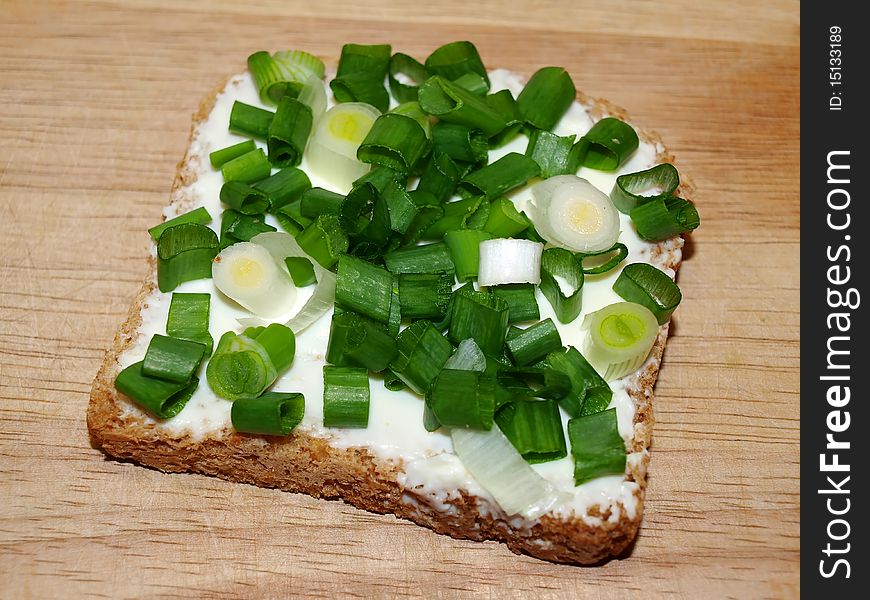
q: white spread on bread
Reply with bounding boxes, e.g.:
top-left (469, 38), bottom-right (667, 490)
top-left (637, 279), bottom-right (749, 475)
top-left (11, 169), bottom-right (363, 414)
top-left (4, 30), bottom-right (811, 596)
top-left (118, 69), bottom-right (671, 524)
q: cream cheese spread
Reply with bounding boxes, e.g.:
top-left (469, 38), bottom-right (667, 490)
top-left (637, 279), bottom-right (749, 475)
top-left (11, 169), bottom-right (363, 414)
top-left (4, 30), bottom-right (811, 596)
top-left (118, 68), bottom-right (673, 524)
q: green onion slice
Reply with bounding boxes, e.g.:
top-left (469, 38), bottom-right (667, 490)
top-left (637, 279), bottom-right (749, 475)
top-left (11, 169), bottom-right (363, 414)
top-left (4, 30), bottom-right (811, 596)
top-left (335, 254), bottom-right (393, 324)
top-left (248, 50), bottom-right (325, 104)
top-left (416, 151), bottom-right (461, 204)
top-left (390, 320), bottom-right (453, 394)
top-left (582, 301), bottom-right (659, 381)
top-left (220, 181), bottom-right (270, 215)
top-left (482, 197), bottom-right (529, 238)
top-left (212, 241), bottom-right (297, 317)
top-left (156, 223), bottom-right (219, 293)
top-left (331, 73), bottom-right (391, 113)
top-left (323, 366), bottom-right (370, 428)
top-left (427, 369), bottom-right (495, 430)
top-left (486, 89), bottom-right (524, 146)
top-left (148, 207), bottom-right (211, 242)
top-left (390, 101), bottom-right (432, 138)
top-left (452, 72), bottom-right (489, 95)
top-left (206, 323), bottom-right (296, 401)
top-left (300, 187), bottom-right (345, 219)
top-left (285, 256), bottom-right (316, 287)
top-left (498, 366), bottom-right (571, 401)
top-left (389, 52), bottom-right (430, 103)
top-left (307, 102), bottom-right (381, 192)
top-left (220, 210), bottom-right (276, 247)
top-left (526, 129), bottom-right (583, 179)
top-left (142, 334), bottom-right (206, 383)
top-left (383, 241), bottom-right (455, 275)
top-left (576, 243), bottom-right (628, 275)
top-left (422, 196), bottom-right (488, 240)
top-left (382, 178), bottom-right (418, 235)
top-left (418, 76), bottom-right (507, 137)
top-left (432, 122), bottom-right (488, 165)
top-left (538, 247), bottom-right (584, 323)
top-left (229, 101), bottom-right (274, 140)
top-left (610, 163), bottom-right (680, 214)
top-left (398, 272), bottom-right (453, 320)
top-left (630, 196), bottom-right (700, 241)
top-left (267, 97), bottom-right (313, 167)
top-left (325, 311), bottom-right (397, 372)
top-left (477, 238), bottom-right (543, 288)
top-left (516, 66), bottom-right (576, 131)
top-left (613, 263), bottom-right (682, 325)
top-left (448, 289), bottom-right (509, 356)
top-left (443, 229), bottom-right (493, 282)
top-left (505, 318), bottom-right (562, 366)
top-left (425, 41), bottom-right (490, 91)
top-left (492, 284), bottom-right (539, 324)
top-left (295, 214), bottom-right (349, 269)
top-left (231, 391), bottom-right (305, 436)
top-left (568, 408), bottom-right (626, 485)
top-left (167, 292), bottom-right (214, 355)
top-left (330, 43), bottom-right (392, 112)
top-left (357, 113), bottom-right (430, 173)
top-left (221, 148), bottom-right (272, 184)
top-left (581, 118), bottom-right (639, 171)
top-left (209, 140), bottom-right (257, 169)
top-left (297, 73), bottom-right (328, 124)
top-left (458, 152), bottom-right (541, 200)
top-left (546, 346), bottom-right (612, 417)
top-left (495, 399), bottom-right (567, 464)
top-left (115, 361), bottom-right (198, 420)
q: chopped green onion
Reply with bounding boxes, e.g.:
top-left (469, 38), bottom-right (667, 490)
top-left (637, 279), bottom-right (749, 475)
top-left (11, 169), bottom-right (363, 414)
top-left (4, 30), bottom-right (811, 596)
top-left (209, 140), bottom-right (257, 169)
top-left (613, 263), bottom-right (682, 325)
top-left (581, 117), bottom-right (639, 171)
top-left (415, 151), bottom-right (461, 204)
top-left (492, 284), bottom-right (539, 324)
top-left (167, 292), bottom-right (213, 355)
top-left (516, 66), bottom-right (576, 131)
top-left (568, 408), bottom-right (626, 485)
top-left (427, 369), bottom-right (495, 430)
top-left (231, 391), bottom-right (305, 435)
top-left (330, 43), bottom-right (392, 112)
top-left (383, 368), bottom-right (406, 392)
top-left (325, 310), bottom-right (397, 372)
top-left (300, 187), bottom-right (345, 219)
top-left (296, 214), bottom-right (349, 269)
top-left (221, 148), bottom-right (272, 184)
top-left (452, 72), bottom-right (489, 95)
top-left (307, 102), bottom-right (381, 192)
top-left (630, 196), bottom-right (700, 241)
top-left (425, 41), bottom-right (490, 90)
top-left (422, 196), bottom-right (488, 239)
top-left (477, 238), bottom-right (543, 287)
top-left (398, 272), bottom-right (453, 319)
top-left (400, 202), bottom-right (444, 247)
top-left (156, 223), bottom-right (219, 293)
top-left (221, 210), bottom-right (276, 246)
top-left (450, 426), bottom-right (560, 518)
top-left (267, 97), bottom-right (313, 167)
top-left (505, 318), bottom-right (562, 366)
top-left (448, 289), bottom-right (509, 356)
top-left (382, 178), bottom-right (418, 234)
top-left (114, 361), bottom-right (198, 419)
top-left (546, 347), bottom-right (611, 417)
top-left (578, 243), bottom-right (628, 275)
top-left (498, 366), bottom-right (571, 400)
top-left (229, 101), bottom-right (274, 140)
top-left (482, 197), bottom-right (529, 238)
top-left (353, 165), bottom-right (400, 193)
top-left (250, 231), bottom-right (337, 334)
top-left (390, 320), bottom-right (453, 394)
top-left (212, 241), bottom-right (296, 317)
top-left (390, 101), bottom-right (432, 138)
top-left (206, 323), bottom-right (296, 401)
top-left (248, 49), bottom-right (325, 104)
top-left (431, 122), bottom-right (488, 165)
top-left (148, 207), bottom-right (211, 241)
top-left (610, 163), bottom-right (680, 214)
top-left (323, 366), bottom-right (370, 428)
top-left (357, 113), bottom-right (430, 173)
top-left (443, 229), bottom-right (492, 281)
top-left (220, 181), bottom-right (270, 215)
top-left (418, 76), bottom-right (507, 137)
top-left (340, 182), bottom-right (391, 253)
top-left (384, 241), bottom-right (455, 275)
top-left (582, 301), bottom-right (659, 380)
top-left (526, 129), bottom-right (583, 178)
top-left (496, 399), bottom-right (566, 464)
top-left (485, 89), bottom-right (523, 146)
top-left (254, 167), bottom-right (311, 211)
top-left (284, 256), bottom-right (316, 287)
top-left (331, 74), bottom-right (391, 113)
top-left (388, 52), bottom-right (430, 103)
top-left (445, 338), bottom-right (487, 372)
top-left (538, 247), bottom-right (584, 323)
top-left (458, 152), bottom-right (540, 200)
top-left (335, 254), bottom-right (393, 324)
top-left (297, 73), bottom-right (328, 124)
top-left (387, 274), bottom-right (401, 337)
top-left (142, 334), bottom-right (206, 383)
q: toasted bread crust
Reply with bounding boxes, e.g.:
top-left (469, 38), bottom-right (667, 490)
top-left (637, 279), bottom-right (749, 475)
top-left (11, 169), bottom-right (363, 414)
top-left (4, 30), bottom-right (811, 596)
top-left (87, 72), bottom-right (688, 565)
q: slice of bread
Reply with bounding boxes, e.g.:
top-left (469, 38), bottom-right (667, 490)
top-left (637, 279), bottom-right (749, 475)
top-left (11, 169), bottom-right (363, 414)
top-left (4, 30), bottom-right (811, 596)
top-left (88, 70), bottom-right (690, 565)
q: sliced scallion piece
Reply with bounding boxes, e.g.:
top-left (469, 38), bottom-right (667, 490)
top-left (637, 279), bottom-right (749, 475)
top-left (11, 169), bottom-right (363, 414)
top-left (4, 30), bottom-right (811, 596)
top-left (538, 247), bottom-right (584, 323)
top-left (516, 66), bottom-right (576, 131)
top-left (325, 310), bottom-right (397, 372)
top-left (582, 301), bottom-right (659, 381)
top-left (505, 318), bottom-right (562, 366)
top-left (477, 238), bottom-right (543, 288)
top-left (630, 196), bottom-right (700, 241)
top-left (221, 210), bottom-right (276, 247)
top-left (296, 214), bottom-right (349, 269)
top-left (209, 140), bottom-right (257, 169)
top-left (568, 408), bottom-right (626, 485)
top-left (390, 101), bottom-right (432, 138)
top-left (212, 241), bottom-right (297, 317)
top-left (452, 72), bottom-right (489, 95)
top-left (613, 263), bottom-right (682, 325)
top-left (148, 207), bottom-right (211, 242)
top-left (229, 101), bottom-right (274, 140)
top-left (389, 52), bottom-right (429, 103)
top-left (206, 323), bottom-right (296, 401)
top-left (482, 197), bottom-right (529, 238)
top-left (267, 97), bottom-right (313, 167)
top-left (578, 243), bottom-right (628, 275)
top-left (546, 347), bottom-right (611, 417)
top-left (526, 129), bottom-right (583, 178)
top-left (496, 399), bottom-right (567, 464)
top-left (382, 178), bottom-right (418, 235)
top-left (422, 196), bottom-right (488, 239)
top-left (383, 241), bottom-right (455, 275)
top-left (156, 223), bottom-right (219, 293)
top-left (387, 274), bottom-right (401, 337)
top-left (357, 113), bottom-right (430, 173)
top-left (492, 284), bottom-right (539, 324)
top-left (425, 41), bottom-right (490, 90)
top-left (220, 181), bottom-right (270, 215)
top-left (390, 320), bottom-right (453, 394)
top-left (427, 369), bottom-right (495, 430)
top-left (383, 368), bottom-right (406, 392)
top-left (458, 152), bottom-right (540, 200)
top-left (284, 257), bottom-right (316, 287)
top-left (443, 229), bottom-right (492, 282)
top-left (248, 50), bottom-right (325, 104)
top-left (115, 361), bottom-right (198, 420)
top-left (335, 254), bottom-right (393, 324)
top-left (398, 272), bottom-right (453, 320)
top-left (330, 43), bottom-right (392, 112)
top-left (221, 148), bottom-right (272, 184)
top-left (415, 151), bottom-right (461, 204)
top-left (485, 89), bottom-right (523, 146)
top-left (254, 167), bottom-right (311, 212)
top-left (448, 289), bottom-right (509, 356)
top-left (307, 102), bottom-right (380, 192)
top-left (418, 76), bottom-right (507, 137)
top-left (432, 122), bottom-right (488, 165)
top-left (400, 202), bottom-right (444, 247)
top-left (167, 292), bottom-right (213, 355)
top-left (582, 117), bottom-right (639, 171)
top-left (297, 74), bottom-right (328, 124)
top-left (300, 187), bottom-right (345, 219)
top-left (611, 163), bottom-right (680, 214)
top-left (231, 391), bottom-right (305, 435)
top-left (142, 334), bottom-right (206, 383)
top-left (323, 366), bottom-right (370, 428)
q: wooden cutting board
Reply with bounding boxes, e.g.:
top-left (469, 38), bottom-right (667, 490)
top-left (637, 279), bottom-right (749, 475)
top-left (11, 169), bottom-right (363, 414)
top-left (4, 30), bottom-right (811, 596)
top-left (0, 0), bottom-right (799, 597)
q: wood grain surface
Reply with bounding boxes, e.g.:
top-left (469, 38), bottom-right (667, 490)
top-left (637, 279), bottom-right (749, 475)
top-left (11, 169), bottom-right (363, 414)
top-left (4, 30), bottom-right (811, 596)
top-left (0, 0), bottom-right (800, 597)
